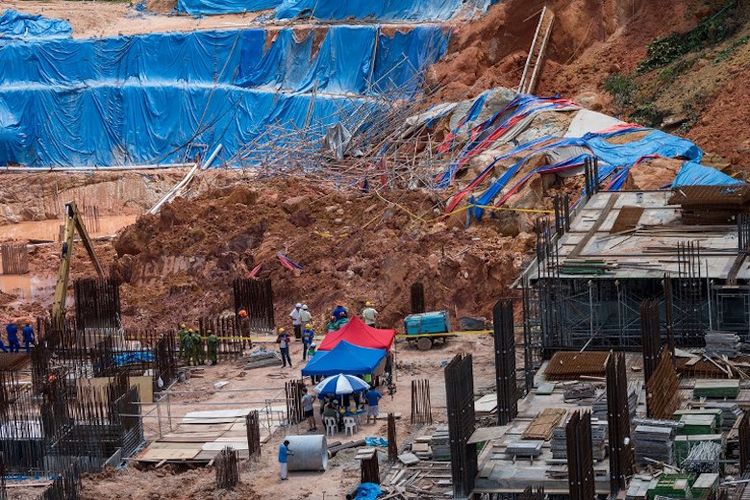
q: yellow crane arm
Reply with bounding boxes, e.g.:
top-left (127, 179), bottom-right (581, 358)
top-left (51, 202), bottom-right (104, 325)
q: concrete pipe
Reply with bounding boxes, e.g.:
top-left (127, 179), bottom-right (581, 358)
top-left (286, 435), bottom-right (328, 472)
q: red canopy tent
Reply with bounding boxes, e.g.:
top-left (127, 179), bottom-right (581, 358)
top-left (318, 316), bottom-right (396, 352)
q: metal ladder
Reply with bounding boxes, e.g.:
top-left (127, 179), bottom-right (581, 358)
top-left (517, 6), bottom-right (555, 95)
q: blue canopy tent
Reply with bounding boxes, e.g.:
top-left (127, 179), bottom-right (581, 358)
top-left (301, 341), bottom-right (386, 377)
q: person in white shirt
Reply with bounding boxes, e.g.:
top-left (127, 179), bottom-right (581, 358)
top-left (361, 301), bottom-right (378, 327)
top-left (299, 304), bottom-right (312, 326)
top-left (289, 303), bottom-right (302, 339)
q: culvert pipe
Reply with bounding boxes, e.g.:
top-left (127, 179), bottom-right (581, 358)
top-left (286, 435), bottom-right (328, 471)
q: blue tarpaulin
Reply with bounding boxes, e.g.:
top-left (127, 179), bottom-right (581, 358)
top-left (301, 341), bottom-right (386, 377)
top-left (352, 483), bottom-right (382, 500)
top-left (276, 0), bottom-right (463, 21)
top-left (0, 25), bottom-right (447, 167)
top-left (178, 0), bottom-right (280, 16)
top-left (672, 161), bottom-right (742, 187)
top-left (0, 10), bottom-right (72, 39)
top-left (113, 351), bottom-right (155, 366)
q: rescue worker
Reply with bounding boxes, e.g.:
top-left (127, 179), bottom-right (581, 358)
top-left (183, 330), bottom-right (194, 365)
top-left (207, 330), bottom-right (219, 366)
top-left (178, 323), bottom-right (189, 358)
top-left (276, 328), bottom-right (292, 368)
top-left (301, 323), bottom-right (315, 361)
top-left (289, 303), bottom-right (303, 339)
top-left (6, 321), bottom-right (20, 353)
top-left (299, 304), bottom-right (312, 328)
top-left (22, 322), bottom-right (35, 353)
top-left (192, 329), bottom-right (204, 365)
top-left (361, 301), bottom-right (378, 327)
top-left (331, 304), bottom-right (348, 320)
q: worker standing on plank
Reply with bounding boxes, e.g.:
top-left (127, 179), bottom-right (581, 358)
top-left (276, 328), bottom-right (292, 368)
top-left (6, 322), bottom-right (20, 353)
top-left (207, 330), bottom-right (219, 366)
top-left (301, 323), bottom-right (315, 361)
top-left (289, 303), bottom-right (302, 340)
top-left (22, 322), bottom-right (35, 353)
top-left (361, 301), bottom-right (378, 327)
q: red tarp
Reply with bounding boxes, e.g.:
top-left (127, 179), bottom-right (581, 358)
top-left (318, 316), bottom-right (396, 352)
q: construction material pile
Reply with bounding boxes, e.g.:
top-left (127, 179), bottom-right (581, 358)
top-left (550, 417), bottom-right (606, 461)
top-left (633, 422), bottom-right (678, 465)
top-left (704, 331), bottom-right (741, 358)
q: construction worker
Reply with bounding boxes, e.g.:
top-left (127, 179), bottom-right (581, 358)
top-left (300, 304), bottom-right (312, 327)
top-left (290, 303), bottom-right (302, 340)
top-left (6, 322), bottom-right (20, 353)
top-left (192, 329), bottom-right (204, 365)
top-left (183, 330), bottom-right (194, 366)
top-left (276, 328), bottom-right (292, 368)
top-left (22, 323), bottom-right (35, 353)
top-left (207, 330), bottom-right (219, 366)
top-left (178, 323), bottom-right (189, 358)
top-left (361, 301), bottom-right (378, 327)
top-left (301, 324), bottom-right (315, 361)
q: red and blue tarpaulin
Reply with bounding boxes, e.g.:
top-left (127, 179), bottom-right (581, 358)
top-left (317, 316), bottom-right (395, 352)
top-left (301, 341), bottom-right (386, 377)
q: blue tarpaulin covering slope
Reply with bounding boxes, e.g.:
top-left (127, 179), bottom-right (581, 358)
top-left (301, 341), bottom-right (386, 377)
top-left (178, 0), bottom-right (280, 16)
top-left (0, 10), bottom-right (72, 39)
top-left (672, 161), bottom-right (742, 187)
top-left (276, 0), bottom-right (462, 21)
top-left (0, 25), bottom-right (447, 167)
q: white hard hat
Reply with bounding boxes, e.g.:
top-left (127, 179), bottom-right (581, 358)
top-left (295, 303), bottom-right (302, 308)
top-left (302, 304), bottom-right (308, 310)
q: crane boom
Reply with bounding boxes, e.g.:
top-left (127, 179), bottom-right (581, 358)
top-left (51, 202), bottom-right (104, 326)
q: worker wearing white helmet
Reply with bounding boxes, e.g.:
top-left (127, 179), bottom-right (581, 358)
top-left (300, 304), bottom-right (312, 326)
top-left (361, 301), bottom-right (378, 327)
top-left (290, 303), bottom-right (303, 339)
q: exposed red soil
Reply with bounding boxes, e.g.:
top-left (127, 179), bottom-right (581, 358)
top-left (111, 178), bottom-right (533, 331)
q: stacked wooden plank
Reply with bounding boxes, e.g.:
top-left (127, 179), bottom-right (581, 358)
top-left (633, 424), bottom-right (675, 464)
top-left (694, 379), bottom-right (740, 399)
top-left (522, 408), bottom-right (567, 440)
top-left (705, 331), bottom-right (741, 358)
top-left (411, 439), bottom-right (432, 460)
top-left (383, 461), bottom-right (452, 499)
top-left (430, 426), bottom-right (450, 461)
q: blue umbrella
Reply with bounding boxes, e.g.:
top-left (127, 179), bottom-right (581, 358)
top-left (314, 373), bottom-right (370, 397)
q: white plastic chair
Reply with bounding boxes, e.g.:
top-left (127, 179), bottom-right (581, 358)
top-left (344, 416), bottom-right (358, 436)
top-left (324, 417), bottom-right (337, 437)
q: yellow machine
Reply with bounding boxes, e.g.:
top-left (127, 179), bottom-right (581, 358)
top-left (51, 202), bottom-right (104, 326)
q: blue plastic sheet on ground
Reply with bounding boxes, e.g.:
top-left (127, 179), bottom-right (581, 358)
top-left (0, 25), bottom-right (446, 167)
top-left (276, 0), bottom-right (463, 21)
top-left (113, 351), bottom-right (155, 366)
top-left (178, 0), bottom-right (280, 16)
top-left (353, 483), bottom-right (382, 500)
top-left (0, 10), bottom-right (72, 39)
top-left (364, 436), bottom-right (388, 447)
top-left (672, 161), bottom-right (742, 187)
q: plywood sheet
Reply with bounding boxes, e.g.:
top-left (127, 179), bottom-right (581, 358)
top-left (522, 408), bottom-right (567, 440)
top-left (202, 441), bottom-right (249, 451)
top-left (175, 423), bottom-right (233, 433)
top-left (474, 394), bottom-right (497, 413)
top-left (139, 445), bottom-right (201, 461)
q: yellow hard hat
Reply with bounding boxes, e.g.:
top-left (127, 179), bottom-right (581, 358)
top-left (180, 323), bottom-right (186, 329)
top-left (305, 323), bottom-right (312, 329)
top-left (365, 301), bottom-right (372, 306)
top-left (278, 327), bottom-right (286, 333)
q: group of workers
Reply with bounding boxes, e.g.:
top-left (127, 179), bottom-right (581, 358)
top-left (177, 324), bottom-right (219, 366)
top-left (2, 321), bottom-right (35, 353)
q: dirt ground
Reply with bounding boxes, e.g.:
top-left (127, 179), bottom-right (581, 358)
top-left (79, 334), bottom-right (498, 499)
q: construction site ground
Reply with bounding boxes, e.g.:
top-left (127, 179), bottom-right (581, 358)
top-left (79, 334), bottom-right (497, 499)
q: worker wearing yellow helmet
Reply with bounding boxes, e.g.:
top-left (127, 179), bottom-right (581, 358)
top-left (301, 323), bottom-right (315, 361)
top-left (362, 301), bottom-right (378, 327)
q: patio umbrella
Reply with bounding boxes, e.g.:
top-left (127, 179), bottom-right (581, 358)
top-left (314, 373), bottom-right (370, 397)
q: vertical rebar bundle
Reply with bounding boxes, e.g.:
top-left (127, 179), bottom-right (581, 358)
top-left (410, 379), bottom-right (432, 425)
top-left (233, 278), bottom-right (275, 332)
top-left (198, 315), bottom-right (243, 358)
top-left (387, 413), bottom-right (397, 462)
top-left (493, 299), bottom-right (518, 425)
top-left (640, 298), bottom-right (661, 385)
top-left (410, 282), bottom-right (425, 314)
top-left (215, 447), bottom-right (239, 490)
top-left (675, 241), bottom-right (705, 345)
top-left (285, 380), bottom-right (305, 425)
top-left (663, 273), bottom-right (676, 357)
top-left (39, 460), bottom-right (82, 500)
top-left (606, 352), bottom-right (634, 495)
top-left (444, 354), bottom-right (477, 498)
top-left (246, 411), bottom-right (261, 459)
top-left (73, 278), bottom-right (121, 331)
top-left (740, 412), bottom-right (750, 474)
top-left (566, 410), bottom-right (595, 500)
top-left (0, 243), bottom-right (28, 274)
top-left (645, 349), bottom-right (681, 419)
top-left (360, 453), bottom-right (380, 485)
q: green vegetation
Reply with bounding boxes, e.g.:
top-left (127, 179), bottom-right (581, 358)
top-left (603, 73), bottom-right (637, 108)
top-left (631, 103), bottom-right (666, 128)
top-left (658, 58), bottom-right (696, 84)
top-left (637, 1), bottom-right (739, 73)
top-left (714, 35), bottom-right (750, 63)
